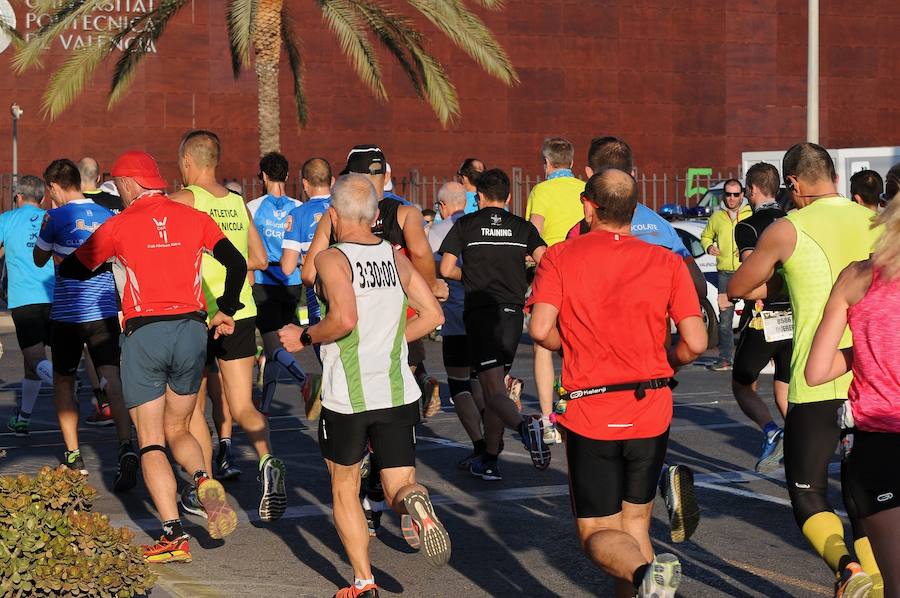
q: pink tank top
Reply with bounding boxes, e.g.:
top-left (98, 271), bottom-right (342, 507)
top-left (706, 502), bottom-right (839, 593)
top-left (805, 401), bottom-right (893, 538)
top-left (848, 267), bottom-right (900, 433)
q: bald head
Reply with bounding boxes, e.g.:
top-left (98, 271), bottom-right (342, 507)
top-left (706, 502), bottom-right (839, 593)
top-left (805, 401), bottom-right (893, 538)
top-left (179, 129), bottom-right (220, 169)
top-left (78, 157), bottom-right (100, 191)
top-left (302, 157), bottom-right (333, 189)
top-left (583, 167), bottom-right (637, 226)
top-left (437, 181), bottom-right (466, 216)
top-left (331, 174), bottom-right (378, 225)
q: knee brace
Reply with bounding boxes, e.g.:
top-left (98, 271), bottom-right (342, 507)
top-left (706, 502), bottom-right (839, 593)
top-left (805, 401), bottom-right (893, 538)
top-left (140, 444), bottom-right (166, 457)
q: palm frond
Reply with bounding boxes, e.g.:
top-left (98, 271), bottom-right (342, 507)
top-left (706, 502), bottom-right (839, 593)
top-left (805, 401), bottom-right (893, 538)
top-left (13, 0), bottom-right (106, 72)
top-left (41, 36), bottom-right (120, 119)
top-left (280, 8), bottom-right (308, 126)
top-left (318, 0), bottom-right (387, 102)
top-left (469, 0), bottom-right (504, 10)
top-left (108, 0), bottom-right (190, 107)
top-left (406, 45), bottom-right (459, 126)
top-left (405, 0), bottom-right (517, 85)
top-left (228, 0), bottom-right (257, 77)
top-left (0, 18), bottom-right (24, 51)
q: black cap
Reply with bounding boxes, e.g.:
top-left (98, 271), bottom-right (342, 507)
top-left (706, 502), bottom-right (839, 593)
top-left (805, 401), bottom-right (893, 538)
top-left (340, 144), bottom-right (386, 176)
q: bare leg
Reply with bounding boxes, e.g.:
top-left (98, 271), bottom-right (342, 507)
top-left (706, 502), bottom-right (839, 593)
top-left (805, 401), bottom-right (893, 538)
top-left (447, 366), bottom-right (483, 444)
top-left (219, 356), bottom-right (271, 458)
top-left (83, 348), bottom-right (102, 397)
top-left (53, 373), bottom-right (79, 452)
top-left (774, 380), bottom-right (789, 419)
top-left (483, 406), bottom-right (506, 455)
top-left (97, 365), bottom-right (132, 443)
top-left (864, 508), bottom-right (900, 597)
top-left (477, 367), bottom-right (522, 429)
top-left (208, 371), bottom-right (233, 441)
top-left (132, 396), bottom-right (179, 522)
top-left (577, 502), bottom-right (654, 598)
top-left (380, 466), bottom-right (426, 515)
top-left (189, 376), bottom-right (214, 475)
top-left (732, 379), bottom-right (775, 431)
top-left (533, 344), bottom-right (555, 418)
top-left (163, 386), bottom-right (207, 479)
top-left (327, 459), bottom-right (372, 581)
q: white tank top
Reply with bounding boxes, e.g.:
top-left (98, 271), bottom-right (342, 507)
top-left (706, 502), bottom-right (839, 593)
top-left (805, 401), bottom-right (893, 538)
top-left (319, 241), bottom-right (420, 414)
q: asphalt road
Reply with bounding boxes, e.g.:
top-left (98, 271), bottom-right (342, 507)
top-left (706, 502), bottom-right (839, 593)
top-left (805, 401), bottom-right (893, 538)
top-left (0, 317), bottom-right (847, 597)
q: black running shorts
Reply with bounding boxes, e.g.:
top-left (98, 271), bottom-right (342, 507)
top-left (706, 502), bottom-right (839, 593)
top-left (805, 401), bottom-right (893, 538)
top-left (441, 335), bottom-right (470, 369)
top-left (11, 303), bottom-right (51, 349)
top-left (206, 316), bottom-right (257, 365)
top-left (464, 304), bottom-right (523, 373)
top-left (252, 284), bottom-right (301, 334)
top-left (50, 317), bottom-right (121, 376)
top-left (318, 401), bottom-right (420, 468)
top-left (846, 430), bottom-right (900, 518)
top-left (563, 427), bottom-right (669, 518)
top-left (733, 326), bottom-right (792, 385)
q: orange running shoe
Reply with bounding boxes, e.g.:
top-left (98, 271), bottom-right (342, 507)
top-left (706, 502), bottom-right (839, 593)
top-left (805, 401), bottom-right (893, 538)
top-left (196, 476), bottom-right (238, 539)
top-left (333, 583), bottom-right (379, 598)
top-left (143, 534), bottom-right (191, 564)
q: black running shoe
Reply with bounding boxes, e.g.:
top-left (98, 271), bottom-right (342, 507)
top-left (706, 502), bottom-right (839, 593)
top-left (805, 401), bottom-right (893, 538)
top-left (63, 449), bottom-right (88, 475)
top-left (215, 443), bottom-right (242, 480)
top-left (659, 464), bottom-right (700, 543)
top-left (113, 442), bottom-right (139, 492)
top-left (469, 456), bottom-right (502, 481)
top-left (519, 416), bottom-right (551, 470)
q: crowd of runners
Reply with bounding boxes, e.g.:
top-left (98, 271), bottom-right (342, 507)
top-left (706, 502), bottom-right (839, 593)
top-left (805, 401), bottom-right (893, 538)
top-left (0, 132), bottom-right (898, 598)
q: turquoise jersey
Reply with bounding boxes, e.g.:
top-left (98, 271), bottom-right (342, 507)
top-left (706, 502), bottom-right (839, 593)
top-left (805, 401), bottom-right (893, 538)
top-left (0, 203), bottom-right (55, 308)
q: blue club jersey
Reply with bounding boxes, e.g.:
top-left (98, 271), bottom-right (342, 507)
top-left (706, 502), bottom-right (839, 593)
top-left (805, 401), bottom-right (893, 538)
top-left (248, 194), bottom-right (302, 285)
top-left (283, 195), bottom-right (331, 322)
top-left (631, 203), bottom-right (690, 258)
top-left (36, 199), bottom-right (118, 323)
top-left (0, 203), bottom-right (55, 308)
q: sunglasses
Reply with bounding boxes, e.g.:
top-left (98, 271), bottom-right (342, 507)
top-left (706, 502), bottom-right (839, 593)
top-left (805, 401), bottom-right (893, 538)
top-left (725, 191), bottom-right (742, 197)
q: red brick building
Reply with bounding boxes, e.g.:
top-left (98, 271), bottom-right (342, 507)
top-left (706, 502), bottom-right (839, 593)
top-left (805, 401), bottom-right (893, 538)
top-left (1, 1), bottom-right (899, 199)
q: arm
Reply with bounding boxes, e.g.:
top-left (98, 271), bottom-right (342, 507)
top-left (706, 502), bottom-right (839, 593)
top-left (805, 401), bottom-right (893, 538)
top-left (529, 303), bottom-right (561, 351)
top-left (210, 238), bottom-right (247, 317)
top-left (700, 217), bottom-right (717, 254)
top-left (529, 214), bottom-right (545, 236)
top-left (667, 258), bottom-right (708, 367)
top-left (728, 218), bottom-right (795, 301)
top-left (280, 247), bottom-right (301, 276)
top-left (34, 212), bottom-right (54, 267)
top-left (439, 252), bottom-right (462, 281)
top-left (398, 205), bottom-right (441, 295)
top-left (395, 249), bottom-right (444, 341)
top-left (245, 205), bottom-right (267, 271)
top-left (531, 244), bottom-right (547, 265)
top-left (301, 214), bottom-right (332, 287)
top-left (525, 246), bottom-right (562, 350)
top-left (668, 316), bottom-right (708, 367)
top-left (805, 262), bottom-right (870, 386)
top-left (58, 221), bottom-right (115, 280)
top-left (33, 246), bottom-right (53, 267)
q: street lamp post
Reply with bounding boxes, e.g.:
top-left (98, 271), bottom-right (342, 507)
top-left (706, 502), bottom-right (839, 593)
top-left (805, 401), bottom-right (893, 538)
top-left (11, 103), bottom-right (23, 196)
top-left (807, 0), bottom-right (819, 143)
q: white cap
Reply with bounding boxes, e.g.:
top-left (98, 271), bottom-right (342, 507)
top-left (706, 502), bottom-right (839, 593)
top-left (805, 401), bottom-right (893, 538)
top-left (383, 162), bottom-right (393, 191)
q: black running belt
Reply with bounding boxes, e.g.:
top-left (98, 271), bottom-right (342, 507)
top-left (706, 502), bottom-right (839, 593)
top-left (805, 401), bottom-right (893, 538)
top-left (561, 377), bottom-right (677, 401)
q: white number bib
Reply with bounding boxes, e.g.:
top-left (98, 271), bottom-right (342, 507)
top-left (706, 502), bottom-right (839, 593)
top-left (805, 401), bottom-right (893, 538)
top-left (761, 310), bottom-right (793, 342)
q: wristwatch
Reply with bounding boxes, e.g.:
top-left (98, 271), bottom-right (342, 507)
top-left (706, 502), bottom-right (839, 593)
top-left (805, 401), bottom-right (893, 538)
top-left (300, 327), bottom-right (313, 346)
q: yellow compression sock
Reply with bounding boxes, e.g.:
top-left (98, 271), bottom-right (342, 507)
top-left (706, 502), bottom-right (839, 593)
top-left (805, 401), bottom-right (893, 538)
top-left (802, 511), bottom-right (850, 573)
top-left (855, 537), bottom-right (883, 597)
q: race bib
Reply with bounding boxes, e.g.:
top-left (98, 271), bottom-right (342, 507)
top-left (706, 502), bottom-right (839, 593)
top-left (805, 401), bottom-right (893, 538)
top-left (761, 310), bottom-right (793, 342)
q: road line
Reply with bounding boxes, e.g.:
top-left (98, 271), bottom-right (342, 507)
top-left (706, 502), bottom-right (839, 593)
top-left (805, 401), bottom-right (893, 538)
top-left (720, 558), bottom-right (832, 596)
top-left (696, 481), bottom-right (848, 518)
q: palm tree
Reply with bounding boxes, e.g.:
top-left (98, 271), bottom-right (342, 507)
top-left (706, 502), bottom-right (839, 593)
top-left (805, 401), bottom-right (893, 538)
top-left (10, 0), bottom-right (518, 155)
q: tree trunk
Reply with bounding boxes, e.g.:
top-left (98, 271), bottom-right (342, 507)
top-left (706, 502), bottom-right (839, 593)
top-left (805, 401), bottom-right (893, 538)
top-left (254, 0), bottom-right (283, 155)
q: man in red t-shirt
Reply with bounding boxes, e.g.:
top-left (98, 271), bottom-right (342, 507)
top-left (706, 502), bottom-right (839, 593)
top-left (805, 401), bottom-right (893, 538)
top-left (527, 168), bottom-right (707, 597)
top-left (59, 151), bottom-right (248, 564)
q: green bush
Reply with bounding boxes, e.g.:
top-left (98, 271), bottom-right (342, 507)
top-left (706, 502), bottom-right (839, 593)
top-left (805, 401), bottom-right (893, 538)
top-left (0, 466), bottom-right (156, 597)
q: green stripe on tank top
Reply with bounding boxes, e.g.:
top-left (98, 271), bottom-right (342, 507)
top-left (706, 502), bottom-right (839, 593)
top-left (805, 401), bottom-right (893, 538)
top-left (388, 298), bottom-right (409, 407)
top-left (338, 326), bottom-right (366, 413)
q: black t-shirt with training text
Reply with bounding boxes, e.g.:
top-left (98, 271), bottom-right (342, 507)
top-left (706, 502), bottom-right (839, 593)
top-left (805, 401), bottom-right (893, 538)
top-left (735, 203), bottom-right (789, 311)
top-left (439, 206), bottom-right (545, 311)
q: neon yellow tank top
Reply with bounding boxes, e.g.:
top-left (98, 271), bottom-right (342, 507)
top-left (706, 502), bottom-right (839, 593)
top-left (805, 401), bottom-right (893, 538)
top-left (782, 196), bottom-right (881, 404)
top-left (188, 185), bottom-right (257, 321)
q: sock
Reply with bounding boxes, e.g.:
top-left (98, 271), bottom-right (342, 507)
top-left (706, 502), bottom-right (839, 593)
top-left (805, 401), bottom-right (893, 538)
top-left (35, 359), bottom-right (53, 386)
top-left (261, 361), bottom-right (279, 413)
top-left (483, 452), bottom-right (498, 465)
top-left (20, 378), bottom-right (41, 417)
top-left (473, 439), bottom-right (486, 455)
top-left (763, 421), bottom-right (779, 440)
top-left (541, 414), bottom-right (552, 426)
top-left (802, 511), bottom-right (851, 573)
top-left (162, 519), bottom-right (185, 540)
top-left (259, 453), bottom-right (272, 472)
top-left (354, 578), bottom-right (375, 590)
top-left (272, 348), bottom-right (306, 385)
top-left (632, 563), bottom-right (650, 589)
top-left (219, 437), bottom-right (231, 450)
top-left (854, 537), bottom-right (883, 590)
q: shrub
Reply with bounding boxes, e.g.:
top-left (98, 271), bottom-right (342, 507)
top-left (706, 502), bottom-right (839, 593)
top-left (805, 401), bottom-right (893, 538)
top-left (0, 466), bottom-right (156, 597)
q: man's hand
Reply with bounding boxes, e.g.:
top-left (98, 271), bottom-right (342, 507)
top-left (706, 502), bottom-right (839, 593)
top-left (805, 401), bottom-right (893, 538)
top-left (209, 312), bottom-right (235, 339)
top-left (717, 293), bottom-right (733, 311)
top-left (278, 324), bottom-right (305, 352)
top-left (432, 279), bottom-right (449, 302)
top-left (707, 245), bottom-right (721, 257)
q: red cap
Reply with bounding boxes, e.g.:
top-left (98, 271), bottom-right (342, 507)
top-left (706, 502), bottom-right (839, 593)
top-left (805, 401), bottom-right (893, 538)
top-left (110, 150), bottom-right (168, 190)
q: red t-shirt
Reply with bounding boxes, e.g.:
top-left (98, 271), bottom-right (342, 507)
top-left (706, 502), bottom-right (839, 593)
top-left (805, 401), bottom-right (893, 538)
top-left (74, 193), bottom-right (226, 327)
top-left (525, 230), bottom-right (700, 440)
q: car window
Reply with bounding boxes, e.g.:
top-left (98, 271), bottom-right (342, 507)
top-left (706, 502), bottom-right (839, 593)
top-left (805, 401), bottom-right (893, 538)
top-left (698, 190), bottom-right (722, 211)
top-left (676, 229), bottom-right (705, 259)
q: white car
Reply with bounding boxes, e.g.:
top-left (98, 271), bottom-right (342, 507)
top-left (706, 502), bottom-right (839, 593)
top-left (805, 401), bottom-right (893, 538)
top-left (671, 219), bottom-right (745, 346)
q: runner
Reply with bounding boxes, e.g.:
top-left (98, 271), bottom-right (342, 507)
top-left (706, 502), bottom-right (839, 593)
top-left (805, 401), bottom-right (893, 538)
top-left (729, 142), bottom-right (884, 596)
top-left (278, 174), bottom-right (450, 598)
top-left (59, 150), bottom-right (244, 562)
top-left (170, 130), bottom-right (287, 522)
top-left (0, 175), bottom-right (55, 436)
top-left (78, 157), bottom-right (125, 213)
top-left (806, 198), bottom-right (900, 595)
top-left (527, 167), bottom-right (707, 598)
top-left (428, 181), bottom-right (487, 469)
top-left (439, 168), bottom-right (549, 479)
top-left (456, 158), bottom-right (485, 214)
top-left (247, 152), bottom-right (305, 414)
top-left (732, 162), bottom-right (791, 473)
top-left (849, 169), bottom-right (883, 214)
top-left (34, 159), bottom-right (138, 490)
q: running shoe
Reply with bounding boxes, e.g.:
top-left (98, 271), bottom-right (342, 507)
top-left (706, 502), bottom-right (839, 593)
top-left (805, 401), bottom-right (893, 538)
top-left (113, 442), bottom-right (139, 493)
top-left (519, 416), bottom-right (552, 469)
top-left (7, 413), bottom-right (28, 437)
top-left (755, 428), bottom-right (785, 474)
top-left (142, 534), bottom-right (192, 564)
top-left (215, 444), bottom-right (242, 480)
top-left (469, 456), bottom-right (502, 481)
top-left (400, 514), bottom-right (421, 550)
top-left (457, 450), bottom-right (483, 471)
top-left (638, 553), bottom-right (682, 598)
top-left (505, 375), bottom-right (524, 412)
top-left (196, 477), bottom-right (238, 539)
top-left (709, 359), bottom-right (732, 371)
top-left (360, 451), bottom-right (371, 479)
top-left (422, 377), bottom-right (442, 418)
top-left (258, 455), bottom-right (287, 521)
top-left (85, 403), bottom-right (115, 427)
top-left (835, 562), bottom-right (873, 598)
top-left (63, 449), bottom-right (88, 475)
top-left (402, 491), bottom-right (451, 567)
top-left (333, 583), bottom-right (379, 598)
top-left (542, 421), bottom-right (563, 445)
top-left (363, 501), bottom-right (382, 537)
top-left (659, 464), bottom-right (700, 543)
top-left (178, 484), bottom-right (207, 519)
